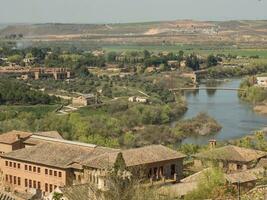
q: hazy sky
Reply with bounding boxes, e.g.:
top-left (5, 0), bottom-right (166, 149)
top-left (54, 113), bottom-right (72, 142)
top-left (0, 0), bottom-right (267, 24)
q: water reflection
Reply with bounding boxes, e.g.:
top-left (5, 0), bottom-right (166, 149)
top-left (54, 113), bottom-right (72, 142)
top-left (182, 79), bottom-right (267, 145)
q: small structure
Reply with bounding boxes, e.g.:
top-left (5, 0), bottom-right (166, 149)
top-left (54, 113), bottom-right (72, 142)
top-left (128, 96), bottom-right (148, 104)
top-left (193, 145), bottom-right (267, 173)
top-left (0, 131), bottom-right (32, 154)
top-left (72, 94), bottom-right (97, 107)
top-left (225, 167), bottom-right (265, 187)
top-left (256, 77), bottom-right (267, 87)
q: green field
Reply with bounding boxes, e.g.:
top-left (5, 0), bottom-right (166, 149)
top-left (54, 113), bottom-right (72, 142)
top-left (103, 45), bottom-right (267, 58)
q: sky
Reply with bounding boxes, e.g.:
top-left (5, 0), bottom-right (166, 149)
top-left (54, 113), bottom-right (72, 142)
top-left (0, 0), bottom-right (267, 24)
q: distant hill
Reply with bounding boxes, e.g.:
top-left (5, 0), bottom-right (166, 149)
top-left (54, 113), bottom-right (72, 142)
top-left (1, 20), bottom-right (267, 46)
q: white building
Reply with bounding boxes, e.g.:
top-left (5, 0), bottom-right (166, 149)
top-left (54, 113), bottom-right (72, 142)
top-left (256, 77), bottom-right (267, 87)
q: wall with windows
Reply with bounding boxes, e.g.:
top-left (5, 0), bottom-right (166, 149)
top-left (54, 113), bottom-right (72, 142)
top-left (0, 158), bottom-right (72, 195)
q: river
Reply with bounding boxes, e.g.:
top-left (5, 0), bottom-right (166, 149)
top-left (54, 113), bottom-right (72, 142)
top-left (182, 79), bottom-right (267, 145)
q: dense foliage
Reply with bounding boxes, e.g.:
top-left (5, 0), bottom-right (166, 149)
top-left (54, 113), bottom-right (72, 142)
top-left (0, 78), bottom-right (59, 105)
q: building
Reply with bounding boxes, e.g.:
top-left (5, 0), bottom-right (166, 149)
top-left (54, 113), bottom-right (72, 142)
top-left (72, 94), bottom-right (97, 107)
top-left (128, 96), bottom-right (148, 104)
top-left (0, 131), bottom-right (185, 198)
top-left (225, 167), bottom-right (265, 188)
top-left (256, 77), bottom-right (267, 87)
top-left (0, 131), bottom-right (32, 154)
top-left (193, 145), bottom-right (267, 173)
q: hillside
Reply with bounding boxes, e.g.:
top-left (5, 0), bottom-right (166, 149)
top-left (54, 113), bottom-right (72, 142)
top-left (1, 20), bottom-right (267, 46)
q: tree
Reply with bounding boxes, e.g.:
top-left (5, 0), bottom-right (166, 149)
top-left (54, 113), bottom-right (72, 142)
top-left (102, 84), bottom-right (113, 98)
top-left (207, 54), bottom-right (218, 67)
top-left (107, 52), bottom-right (118, 63)
top-left (186, 54), bottom-right (200, 71)
top-left (52, 192), bottom-right (63, 200)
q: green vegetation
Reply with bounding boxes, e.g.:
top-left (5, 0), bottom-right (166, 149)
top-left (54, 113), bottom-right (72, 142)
top-left (175, 113), bottom-right (222, 138)
top-left (185, 168), bottom-right (237, 200)
top-left (0, 78), bottom-right (59, 105)
top-left (206, 64), bottom-right (267, 79)
top-left (239, 77), bottom-right (267, 104)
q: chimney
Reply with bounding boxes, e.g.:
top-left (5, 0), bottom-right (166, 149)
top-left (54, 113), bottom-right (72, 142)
top-left (16, 134), bottom-right (21, 140)
top-left (209, 139), bottom-right (217, 149)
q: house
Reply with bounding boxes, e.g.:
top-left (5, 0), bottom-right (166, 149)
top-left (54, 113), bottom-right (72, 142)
top-left (128, 96), bottom-right (148, 103)
top-left (256, 77), bottom-right (267, 87)
top-left (0, 131), bottom-right (185, 199)
top-left (193, 145), bottom-right (267, 172)
top-left (72, 94), bottom-right (96, 107)
top-left (0, 131), bottom-right (32, 154)
top-left (225, 167), bottom-right (265, 188)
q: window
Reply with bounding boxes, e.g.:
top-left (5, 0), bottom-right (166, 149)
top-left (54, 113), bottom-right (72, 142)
top-left (5, 175), bottom-right (8, 182)
top-left (45, 169), bottom-right (48, 175)
top-left (5, 161), bottom-right (8, 166)
top-left (33, 181), bottom-right (36, 188)
top-left (49, 184), bottom-right (53, 193)
top-left (58, 172), bottom-right (62, 177)
top-left (29, 180), bottom-right (32, 188)
top-left (25, 165), bottom-right (28, 170)
top-left (38, 182), bottom-right (41, 189)
top-left (45, 183), bottom-right (48, 192)
top-left (9, 175), bottom-right (12, 184)
top-left (18, 177), bottom-right (21, 186)
top-left (49, 170), bottom-right (52, 176)
top-left (54, 185), bottom-right (57, 189)
top-left (33, 166), bottom-right (36, 172)
top-left (9, 162), bottom-right (12, 167)
top-left (14, 163), bottom-right (16, 168)
top-left (54, 171), bottom-right (57, 177)
top-left (14, 176), bottom-right (16, 185)
top-left (29, 165), bottom-right (32, 171)
top-left (18, 163), bottom-right (20, 169)
top-left (25, 179), bottom-right (28, 187)
top-left (37, 167), bottom-right (41, 173)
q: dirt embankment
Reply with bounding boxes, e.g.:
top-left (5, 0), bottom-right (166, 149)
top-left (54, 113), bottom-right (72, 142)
top-left (254, 104), bottom-right (267, 115)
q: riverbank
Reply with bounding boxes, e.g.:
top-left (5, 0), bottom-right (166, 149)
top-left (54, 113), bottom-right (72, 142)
top-left (182, 79), bottom-right (267, 145)
top-left (254, 103), bottom-right (267, 115)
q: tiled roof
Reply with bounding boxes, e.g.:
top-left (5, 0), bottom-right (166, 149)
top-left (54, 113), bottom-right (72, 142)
top-left (84, 145), bottom-right (186, 169)
top-left (34, 131), bottom-right (63, 139)
top-left (59, 184), bottom-right (100, 200)
top-left (180, 168), bottom-right (212, 183)
top-left (256, 158), bottom-right (267, 168)
top-left (194, 145), bottom-right (267, 163)
top-left (225, 167), bottom-right (265, 184)
top-left (0, 130), bottom-right (32, 144)
top-left (1, 142), bottom-right (117, 169)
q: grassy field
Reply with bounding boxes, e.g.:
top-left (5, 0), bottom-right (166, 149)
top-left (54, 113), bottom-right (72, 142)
top-left (103, 45), bottom-right (267, 58)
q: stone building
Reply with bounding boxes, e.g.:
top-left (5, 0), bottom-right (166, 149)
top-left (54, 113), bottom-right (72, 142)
top-left (193, 145), bottom-right (267, 173)
top-left (0, 131), bottom-right (185, 199)
top-left (256, 77), bottom-right (267, 87)
top-left (72, 94), bottom-right (96, 107)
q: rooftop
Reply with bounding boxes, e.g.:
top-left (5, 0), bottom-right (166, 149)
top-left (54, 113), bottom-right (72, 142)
top-left (0, 130), bottom-right (32, 144)
top-left (2, 142), bottom-right (117, 169)
top-left (84, 145), bottom-right (186, 169)
top-left (225, 167), bottom-right (265, 184)
top-left (194, 145), bottom-right (267, 163)
top-left (59, 184), bottom-right (98, 200)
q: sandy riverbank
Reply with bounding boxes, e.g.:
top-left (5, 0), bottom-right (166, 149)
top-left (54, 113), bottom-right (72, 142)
top-left (254, 104), bottom-right (267, 115)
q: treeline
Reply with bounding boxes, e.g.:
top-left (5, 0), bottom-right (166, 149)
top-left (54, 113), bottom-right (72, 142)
top-left (238, 77), bottom-right (267, 104)
top-left (0, 46), bottom-right (221, 72)
top-left (0, 78), bottom-right (59, 105)
top-left (206, 64), bottom-right (267, 79)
